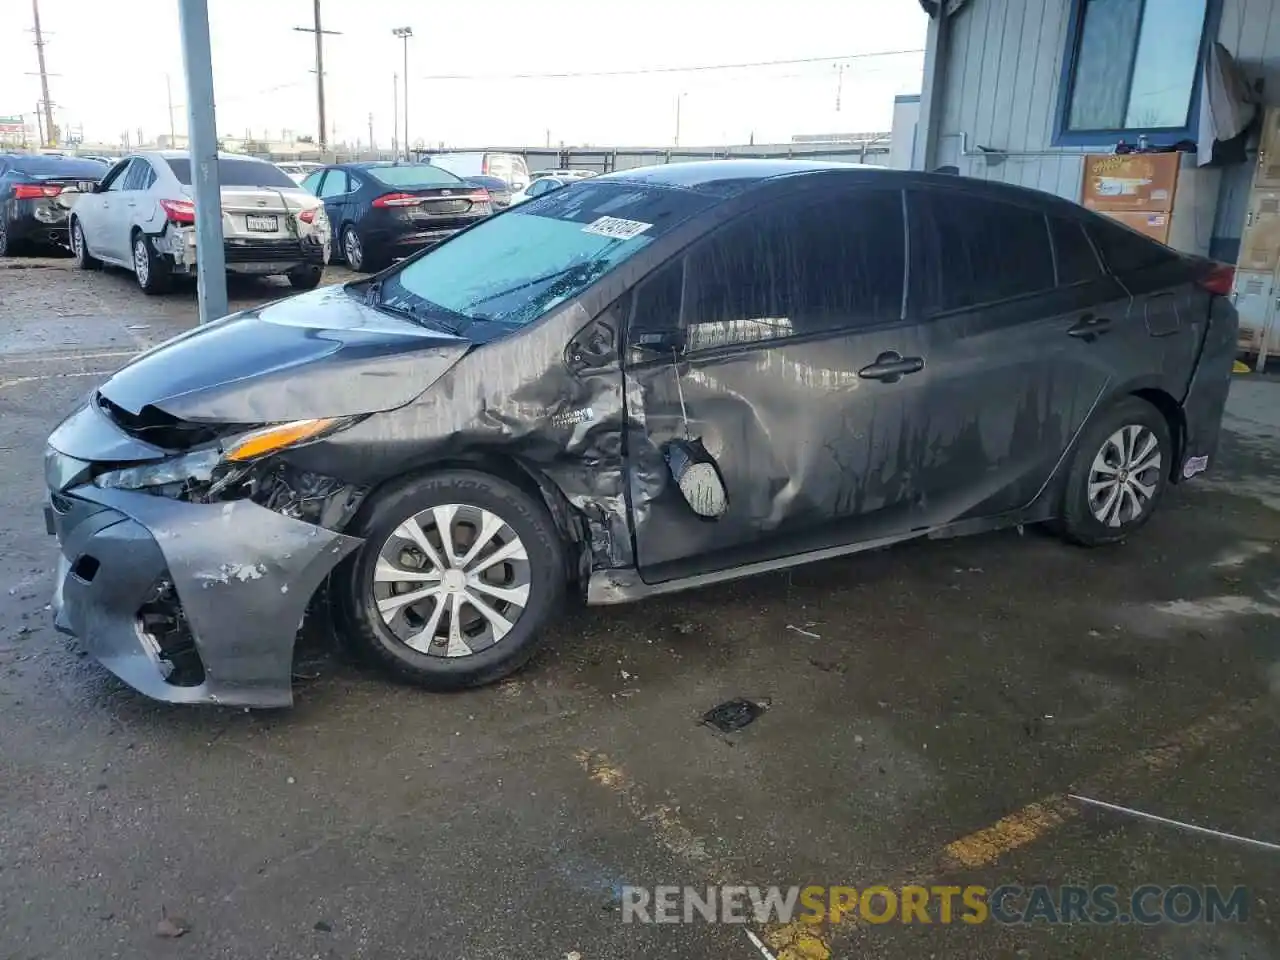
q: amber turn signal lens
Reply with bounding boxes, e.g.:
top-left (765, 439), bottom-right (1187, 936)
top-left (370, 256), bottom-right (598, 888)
top-left (224, 418), bottom-right (340, 462)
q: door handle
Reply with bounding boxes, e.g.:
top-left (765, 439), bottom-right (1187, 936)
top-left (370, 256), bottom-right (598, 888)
top-left (1066, 314), bottom-right (1112, 340)
top-left (857, 350), bottom-right (924, 383)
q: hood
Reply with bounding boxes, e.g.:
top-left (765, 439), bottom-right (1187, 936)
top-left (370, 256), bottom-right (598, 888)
top-left (98, 285), bottom-right (471, 423)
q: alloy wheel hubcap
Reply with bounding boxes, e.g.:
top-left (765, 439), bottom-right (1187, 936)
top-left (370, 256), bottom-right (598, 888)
top-left (345, 231), bottom-right (361, 267)
top-left (134, 238), bottom-right (149, 284)
top-left (372, 503), bottom-right (530, 658)
top-left (74, 226), bottom-right (83, 259)
top-left (1089, 424), bottom-right (1161, 527)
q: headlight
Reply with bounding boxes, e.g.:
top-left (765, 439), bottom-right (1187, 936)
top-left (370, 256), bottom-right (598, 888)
top-left (93, 448), bottom-right (220, 490)
top-left (93, 418), bottom-right (348, 491)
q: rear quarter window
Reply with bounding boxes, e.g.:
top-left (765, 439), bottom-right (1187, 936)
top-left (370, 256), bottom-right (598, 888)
top-left (1050, 217), bottom-right (1104, 285)
top-left (1087, 218), bottom-right (1180, 275)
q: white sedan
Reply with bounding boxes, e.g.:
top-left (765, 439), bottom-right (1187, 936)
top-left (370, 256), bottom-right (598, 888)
top-left (69, 151), bottom-right (330, 294)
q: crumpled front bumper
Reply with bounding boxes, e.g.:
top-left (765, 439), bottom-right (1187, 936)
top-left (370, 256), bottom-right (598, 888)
top-left (49, 485), bottom-right (361, 707)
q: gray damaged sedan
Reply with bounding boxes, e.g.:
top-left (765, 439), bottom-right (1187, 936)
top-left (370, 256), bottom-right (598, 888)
top-left (44, 162), bottom-right (1239, 707)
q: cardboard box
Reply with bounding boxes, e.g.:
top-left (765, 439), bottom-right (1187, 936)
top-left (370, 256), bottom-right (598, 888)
top-left (1081, 153), bottom-right (1180, 214)
top-left (1099, 210), bottom-right (1171, 245)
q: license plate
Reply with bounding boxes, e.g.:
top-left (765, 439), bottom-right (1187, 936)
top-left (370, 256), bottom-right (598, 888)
top-left (245, 214), bottom-right (279, 232)
top-left (423, 200), bottom-right (468, 215)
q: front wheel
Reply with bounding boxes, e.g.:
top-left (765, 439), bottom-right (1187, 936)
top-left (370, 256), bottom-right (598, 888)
top-left (1057, 397), bottom-right (1171, 547)
top-left (334, 470), bottom-right (567, 690)
top-left (72, 220), bottom-right (99, 269)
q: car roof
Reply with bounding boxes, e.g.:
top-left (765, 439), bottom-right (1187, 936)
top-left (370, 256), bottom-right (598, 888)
top-left (151, 150), bottom-right (274, 162)
top-left (598, 159), bottom-right (1086, 212)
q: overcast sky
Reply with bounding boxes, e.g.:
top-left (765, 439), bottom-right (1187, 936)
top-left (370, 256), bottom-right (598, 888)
top-left (1, 0), bottom-right (927, 149)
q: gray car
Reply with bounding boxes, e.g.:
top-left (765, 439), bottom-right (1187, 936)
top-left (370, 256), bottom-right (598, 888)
top-left (44, 161), bottom-right (1238, 708)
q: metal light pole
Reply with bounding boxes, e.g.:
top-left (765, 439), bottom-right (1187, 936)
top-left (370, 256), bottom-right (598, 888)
top-left (392, 72), bottom-right (399, 158)
top-left (674, 92), bottom-right (686, 147)
top-left (392, 27), bottom-right (412, 157)
top-left (177, 0), bottom-right (227, 323)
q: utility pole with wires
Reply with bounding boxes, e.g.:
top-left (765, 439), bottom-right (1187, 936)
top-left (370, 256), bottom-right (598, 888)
top-left (368, 112), bottom-right (374, 153)
top-left (834, 62), bottom-right (846, 112)
top-left (293, 0), bottom-right (341, 152)
top-left (28, 0), bottom-right (57, 147)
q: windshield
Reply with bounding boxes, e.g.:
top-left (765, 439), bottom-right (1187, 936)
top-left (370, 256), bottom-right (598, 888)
top-left (376, 180), bottom-right (712, 333)
top-left (366, 164), bottom-right (463, 188)
top-left (166, 157), bottom-right (298, 189)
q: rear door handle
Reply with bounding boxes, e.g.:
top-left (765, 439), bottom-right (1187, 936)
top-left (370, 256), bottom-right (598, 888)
top-left (1067, 315), bottom-right (1112, 339)
top-left (857, 350), bottom-right (925, 383)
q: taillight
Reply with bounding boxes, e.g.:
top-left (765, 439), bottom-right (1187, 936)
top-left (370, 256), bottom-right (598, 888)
top-left (372, 192), bottom-right (421, 208)
top-left (14, 183), bottom-right (62, 199)
top-left (298, 208), bottom-right (317, 224)
top-left (467, 189), bottom-right (490, 203)
top-left (159, 198), bottom-right (195, 224)
top-left (1197, 262), bottom-right (1235, 296)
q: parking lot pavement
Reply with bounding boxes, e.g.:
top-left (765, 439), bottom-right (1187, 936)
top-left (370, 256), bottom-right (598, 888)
top-left (2, 253), bottom-right (1278, 958)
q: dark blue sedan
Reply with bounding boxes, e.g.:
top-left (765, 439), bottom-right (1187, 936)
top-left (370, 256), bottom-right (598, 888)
top-left (300, 162), bottom-right (492, 272)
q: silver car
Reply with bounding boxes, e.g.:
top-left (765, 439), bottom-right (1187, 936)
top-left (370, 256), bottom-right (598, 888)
top-left (69, 151), bottom-right (331, 294)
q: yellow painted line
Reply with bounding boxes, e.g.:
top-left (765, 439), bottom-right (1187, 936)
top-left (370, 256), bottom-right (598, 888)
top-left (573, 749), bottom-right (831, 960)
top-left (573, 749), bottom-right (713, 870)
top-left (936, 699), bottom-right (1258, 872)
top-left (1233, 359), bottom-right (1251, 374)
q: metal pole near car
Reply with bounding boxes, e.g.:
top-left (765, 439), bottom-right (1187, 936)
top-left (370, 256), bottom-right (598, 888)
top-left (177, 0), bottom-right (227, 324)
top-left (393, 27), bottom-right (412, 157)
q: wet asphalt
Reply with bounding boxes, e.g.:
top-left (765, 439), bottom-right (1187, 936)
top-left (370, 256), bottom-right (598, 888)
top-left (1, 254), bottom-right (1278, 959)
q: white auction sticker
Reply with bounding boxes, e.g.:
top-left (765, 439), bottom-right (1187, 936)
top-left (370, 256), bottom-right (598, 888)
top-left (582, 216), bottom-right (653, 240)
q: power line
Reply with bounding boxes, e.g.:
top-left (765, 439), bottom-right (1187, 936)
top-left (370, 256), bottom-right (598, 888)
top-left (420, 48), bottom-right (924, 82)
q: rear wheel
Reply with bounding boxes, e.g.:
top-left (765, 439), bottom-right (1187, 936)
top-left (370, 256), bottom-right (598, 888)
top-left (1058, 397), bottom-right (1171, 546)
top-left (132, 231), bottom-right (172, 294)
top-left (287, 264), bottom-right (323, 290)
top-left (0, 219), bottom-right (25, 257)
top-left (341, 225), bottom-right (366, 272)
top-left (71, 220), bottom-right (99, 269)
top-left (334, 470), bottom-right (566, 690)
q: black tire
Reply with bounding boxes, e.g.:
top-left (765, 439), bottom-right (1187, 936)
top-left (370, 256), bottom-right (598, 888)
top-left (1057, 396), bottom-right (1171, 547)
top-left (287, 264), bottom-right (323, 290)
top-left (71, 219), bottom-right (99, 269)
top-left (131, 230), bottom-right (172, 294)
top-left (0, 219), bottom-right (25, 257)
top-left (334, 470), bottom-right (567, 690)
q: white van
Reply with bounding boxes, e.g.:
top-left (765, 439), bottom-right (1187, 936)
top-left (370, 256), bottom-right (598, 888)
top-left (427, 152), bottom-right (530, 191)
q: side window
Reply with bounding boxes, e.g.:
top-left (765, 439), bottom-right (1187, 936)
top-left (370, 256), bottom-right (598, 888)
top-left (631, 189), bottom-right (906, 353)
top-left (122, 160), bottom-right (150, 191)
top-left (1050, 217), bottom-right (1103, 286)
top-left (106, 159), bottom-right (137, 192)
top-left (1087, 218), bottom-right (1179, 275)
top-left (908, 191), bottom-right (1056, 314)
top-left (319, 171), bottom-right (349, 198)
top-left (300, 171), bottom-right (324, 194)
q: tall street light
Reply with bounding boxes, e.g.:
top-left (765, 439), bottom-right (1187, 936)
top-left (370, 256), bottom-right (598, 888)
top-left (392, 26), bottom-right (412, 158)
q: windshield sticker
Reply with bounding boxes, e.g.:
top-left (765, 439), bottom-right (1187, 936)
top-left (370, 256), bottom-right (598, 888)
top-left (582, 216), bottom-right (653, 240)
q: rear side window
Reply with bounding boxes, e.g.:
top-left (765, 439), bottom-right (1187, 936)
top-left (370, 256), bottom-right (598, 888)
top-left (318, 171), bottom-right (349, 198)
top-left (122, 160), bottom-right (155, 191)
top-left (1050, 217), bottom-right (1103, 285)
top-left (1088, 218), bottom-right (1179, 274)
top-left (635, 189), bottom-right (906, 351)
top-left (908, 191), bottom-right (1056, 314)
top-left (165, 157), bottom-right (297, 189)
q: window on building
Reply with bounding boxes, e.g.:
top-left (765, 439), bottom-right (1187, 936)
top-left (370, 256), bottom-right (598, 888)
top-left (1063, 0), bottom-right (1211, 136)
top-left (907, 192), bottom-right (1056, 314)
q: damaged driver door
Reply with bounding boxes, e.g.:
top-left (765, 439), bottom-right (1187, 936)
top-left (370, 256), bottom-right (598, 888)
top-left (623, 187), bottom-right (931, 585)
